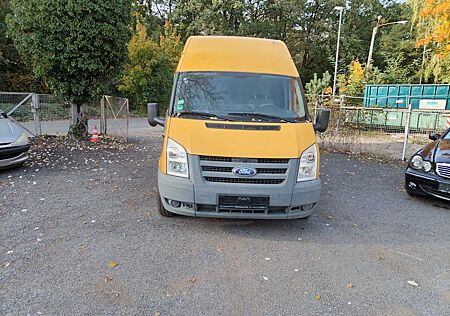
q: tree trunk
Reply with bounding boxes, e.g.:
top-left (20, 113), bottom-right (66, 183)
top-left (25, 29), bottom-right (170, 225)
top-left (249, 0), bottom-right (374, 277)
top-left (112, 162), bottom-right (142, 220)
top-left (69, 103), bottom-right (88, 139)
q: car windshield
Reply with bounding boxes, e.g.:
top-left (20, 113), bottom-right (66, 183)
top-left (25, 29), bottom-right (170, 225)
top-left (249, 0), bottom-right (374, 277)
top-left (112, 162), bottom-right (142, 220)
top-left (172, 72), bottom-right (308, 122)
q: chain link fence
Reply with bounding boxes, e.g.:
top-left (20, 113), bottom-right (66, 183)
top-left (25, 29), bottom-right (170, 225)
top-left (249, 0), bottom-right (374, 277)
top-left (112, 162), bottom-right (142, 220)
top-left (307, 94), bottom-right (450, 161)
top-left (0, 92), bottom-right (129, 140)
top-left (100, 95), bottom-right (130, 141)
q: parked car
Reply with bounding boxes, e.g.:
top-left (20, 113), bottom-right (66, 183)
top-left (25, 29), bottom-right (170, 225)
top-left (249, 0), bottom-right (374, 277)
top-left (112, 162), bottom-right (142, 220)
top-left (0, 111), bottom-right (30, 169)
top-left (405, 129), bottom-right (450, 201)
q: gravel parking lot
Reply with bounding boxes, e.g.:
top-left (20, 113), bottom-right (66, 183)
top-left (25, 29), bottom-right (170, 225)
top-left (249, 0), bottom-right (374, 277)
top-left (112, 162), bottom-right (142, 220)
top-left (1, 132), bottom-right (449, 315)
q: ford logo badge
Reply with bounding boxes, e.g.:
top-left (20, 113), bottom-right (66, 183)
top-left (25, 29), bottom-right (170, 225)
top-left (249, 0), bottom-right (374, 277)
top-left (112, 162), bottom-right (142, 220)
top-left (232, 167), bottom-right (257, 177)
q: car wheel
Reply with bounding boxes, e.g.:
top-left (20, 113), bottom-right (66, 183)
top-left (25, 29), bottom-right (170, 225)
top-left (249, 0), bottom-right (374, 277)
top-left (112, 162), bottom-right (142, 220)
top-left (406, 189), bottom-right (417, 197)
top-left (157, 195), bottom-right (174, 217)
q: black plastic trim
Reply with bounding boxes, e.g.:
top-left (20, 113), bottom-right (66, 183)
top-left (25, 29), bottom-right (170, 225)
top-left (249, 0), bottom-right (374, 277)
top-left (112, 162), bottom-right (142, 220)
top-left (205, 122), bottom-right (280, 130)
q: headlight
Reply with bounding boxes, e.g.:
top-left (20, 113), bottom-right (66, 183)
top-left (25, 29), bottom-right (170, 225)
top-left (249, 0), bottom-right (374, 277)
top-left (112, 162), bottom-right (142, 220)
top-left (410, 155), bottom-right (432, 172)
top-left (166, 138), bottom-right (189, 178)
top-left (11, 131), bottom-right (29, 146)
top-left (423, 161), bottom-right (432, 172)
top-left (410, 155), bottom-right (424, 170)
top-left (297, 143), bottom-right (318, 182)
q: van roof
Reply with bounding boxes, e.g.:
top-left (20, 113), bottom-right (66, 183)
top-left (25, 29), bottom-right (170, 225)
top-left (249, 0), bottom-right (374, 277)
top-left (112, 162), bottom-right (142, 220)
top-left (176, 36), bottom-right (299, 77)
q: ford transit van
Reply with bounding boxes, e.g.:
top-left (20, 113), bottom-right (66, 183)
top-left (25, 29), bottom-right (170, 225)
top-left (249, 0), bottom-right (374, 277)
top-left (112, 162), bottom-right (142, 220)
top-left (148, 36), bottom-right (330, 219)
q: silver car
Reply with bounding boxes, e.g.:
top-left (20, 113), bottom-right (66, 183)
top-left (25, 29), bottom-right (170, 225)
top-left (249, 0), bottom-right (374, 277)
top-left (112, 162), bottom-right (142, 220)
top-left (0, 111), bottom-right (30, 169)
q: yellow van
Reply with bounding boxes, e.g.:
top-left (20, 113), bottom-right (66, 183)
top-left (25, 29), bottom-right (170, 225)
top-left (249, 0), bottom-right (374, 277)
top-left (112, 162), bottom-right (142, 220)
top-left (148, 36), bottom-right (330, 219)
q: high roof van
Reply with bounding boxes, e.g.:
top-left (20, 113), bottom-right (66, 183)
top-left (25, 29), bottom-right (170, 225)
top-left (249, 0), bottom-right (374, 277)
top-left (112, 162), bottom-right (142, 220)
top-left (148, 36), bottom-right (330, 219)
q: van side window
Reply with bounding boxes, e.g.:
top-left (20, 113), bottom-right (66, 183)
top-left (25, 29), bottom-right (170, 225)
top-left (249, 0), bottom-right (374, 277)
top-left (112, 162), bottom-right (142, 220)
top-left (291, 79), bottom-right (306, 118)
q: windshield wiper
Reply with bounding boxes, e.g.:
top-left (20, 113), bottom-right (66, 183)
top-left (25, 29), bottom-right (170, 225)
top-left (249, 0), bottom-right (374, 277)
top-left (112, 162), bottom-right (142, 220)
top-left (227, 112), bottom-right (295, 123)
top-left (175, 110), bottom-right (233, 121)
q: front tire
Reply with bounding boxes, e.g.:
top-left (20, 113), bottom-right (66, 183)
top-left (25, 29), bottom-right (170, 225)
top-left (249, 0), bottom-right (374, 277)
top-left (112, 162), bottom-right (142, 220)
top-left (157, 195), bottom-right (174, 217)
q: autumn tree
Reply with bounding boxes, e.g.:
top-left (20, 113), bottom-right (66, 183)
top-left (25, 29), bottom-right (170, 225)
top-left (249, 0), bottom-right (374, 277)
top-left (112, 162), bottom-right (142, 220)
top-left (411, 0), bottom-right (450, 83)
top-left (119, 18), bottom-right (182, 113)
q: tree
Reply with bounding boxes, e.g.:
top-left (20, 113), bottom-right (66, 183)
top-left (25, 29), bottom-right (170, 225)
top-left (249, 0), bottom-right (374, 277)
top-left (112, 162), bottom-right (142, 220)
top-left (0, 0), bottom-right (46, 92)
top-left (337, 59), bottom-right (366, 96)
top-left (305, 71), bottom-right (332, 96)
top-left (381, 55), bottom-right (413, 84)
top-left (119, 18), bottom-right (182, 113)
top-left (7, 0), bottom-right (131, 137)
top-left (410, 0), bottom-right (450, 83)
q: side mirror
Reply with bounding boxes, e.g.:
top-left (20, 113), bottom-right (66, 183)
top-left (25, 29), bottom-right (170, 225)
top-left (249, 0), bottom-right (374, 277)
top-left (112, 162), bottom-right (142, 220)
top-left (429, 132), bottom-right (441, 141)
top-left (147, 103), bottom-right (165, 127)
top-left (313, 109), bottom-right (330, 133)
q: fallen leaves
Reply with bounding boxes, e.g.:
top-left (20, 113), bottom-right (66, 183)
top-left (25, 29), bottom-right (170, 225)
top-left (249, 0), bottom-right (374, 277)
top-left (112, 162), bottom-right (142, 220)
top-left (346, 282), bottom-right (354, 289)
top-left (315, 293), bottom-right (321, 300)
top-left (108, 260), bottom-right (118, 268)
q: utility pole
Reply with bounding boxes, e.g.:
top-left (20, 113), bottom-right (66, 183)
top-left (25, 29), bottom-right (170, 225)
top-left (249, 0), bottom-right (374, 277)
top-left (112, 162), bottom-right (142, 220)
top-left (367, 16), bottom-right (408, 68)
top-left (332, 6), bottom-right (344, 98)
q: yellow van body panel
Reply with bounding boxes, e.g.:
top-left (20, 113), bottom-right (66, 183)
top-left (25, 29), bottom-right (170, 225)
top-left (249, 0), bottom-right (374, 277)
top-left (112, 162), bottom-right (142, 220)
top-left (164, 117), bottom-right (316, 159)
top-left (176, 36), bottom-right (299, 77)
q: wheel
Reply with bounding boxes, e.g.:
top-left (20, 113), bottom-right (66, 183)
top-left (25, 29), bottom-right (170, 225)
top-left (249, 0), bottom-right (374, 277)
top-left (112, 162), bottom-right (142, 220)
top-left (406, 189), bottom-right (418, 197)
top-left (157, 195), bottom-right (174, 217)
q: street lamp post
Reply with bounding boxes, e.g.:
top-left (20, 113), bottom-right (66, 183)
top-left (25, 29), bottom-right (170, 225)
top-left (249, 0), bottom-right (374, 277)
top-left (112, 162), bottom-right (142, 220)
top-left (332, 6), bottom-right (344, 98)
top-left (366, 16), bottom-right (408, 67)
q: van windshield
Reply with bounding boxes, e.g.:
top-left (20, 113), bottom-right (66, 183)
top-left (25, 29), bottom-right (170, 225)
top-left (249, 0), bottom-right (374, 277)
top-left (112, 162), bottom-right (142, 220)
top-left (173, 72), bottom-right (308, 122)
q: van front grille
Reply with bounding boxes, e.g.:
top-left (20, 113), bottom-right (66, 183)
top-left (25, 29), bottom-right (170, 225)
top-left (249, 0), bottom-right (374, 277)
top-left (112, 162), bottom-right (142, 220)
top-left (200, 156), bottom-right (289, 164)
top-left (204, 177), bottom-right (284, 184)
top-left (201, 166), bottom-right (287, 174)
top-left (199, 155), bottom-right (291, 185)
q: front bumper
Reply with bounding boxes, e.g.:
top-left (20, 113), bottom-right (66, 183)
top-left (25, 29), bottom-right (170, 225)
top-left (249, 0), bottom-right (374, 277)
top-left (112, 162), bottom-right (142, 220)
top-left (0, 145), bottom-right (29, 169)
top-left (157, 170), bottom-right (321, 219)
top-left (405, 168), bottom-right (450, 201)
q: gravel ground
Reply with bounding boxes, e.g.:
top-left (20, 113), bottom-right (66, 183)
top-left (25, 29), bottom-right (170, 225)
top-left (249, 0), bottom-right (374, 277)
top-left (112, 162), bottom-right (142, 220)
top-left (1, 133), bottom-right (449, 316)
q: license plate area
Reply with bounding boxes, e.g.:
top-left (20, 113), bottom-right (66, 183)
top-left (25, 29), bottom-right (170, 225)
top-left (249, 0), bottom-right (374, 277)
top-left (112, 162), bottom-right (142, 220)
top-left (218, 195), bottom-right (269, 211)
top-left (438, 182), bottom-right (450, 193)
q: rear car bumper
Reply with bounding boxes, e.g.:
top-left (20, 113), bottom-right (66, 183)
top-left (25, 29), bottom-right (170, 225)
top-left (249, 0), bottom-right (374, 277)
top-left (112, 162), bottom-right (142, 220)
top-left (405, 168), bottom-right (450, 201)
top-left (0, 145), bottom-right (30, 169)
top-left (158, 170), bottom-right (321, 219)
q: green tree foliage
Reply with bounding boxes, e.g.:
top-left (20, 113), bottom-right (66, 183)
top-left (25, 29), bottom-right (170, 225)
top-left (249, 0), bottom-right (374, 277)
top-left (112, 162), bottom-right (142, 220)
top-left (0, 0), bottom-right (46, 92)
top-left (7, 0), bottom-right (131, 136)
top-left (119, 18), bottom-right (182, 113)
top-left (305, 71), bottom-right (332, 96)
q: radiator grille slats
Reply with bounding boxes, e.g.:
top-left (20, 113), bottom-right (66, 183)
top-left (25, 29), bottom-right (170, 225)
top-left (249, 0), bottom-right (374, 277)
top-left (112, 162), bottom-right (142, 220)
top-left (199, 155), bottom-right (290, 185)
top-left (437, 163), bottom-right (450, 179)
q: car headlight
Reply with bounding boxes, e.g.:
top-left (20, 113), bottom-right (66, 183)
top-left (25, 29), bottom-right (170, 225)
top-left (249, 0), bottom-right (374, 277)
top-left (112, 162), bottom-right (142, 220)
top-left (166, 138), bottom-right (189, 178)
top-left (297, 143), bottom-right (318, 182)
top-left (11, 131), bottom-right (29, 146)
top-left (410, 155), bottom-right (432, 172)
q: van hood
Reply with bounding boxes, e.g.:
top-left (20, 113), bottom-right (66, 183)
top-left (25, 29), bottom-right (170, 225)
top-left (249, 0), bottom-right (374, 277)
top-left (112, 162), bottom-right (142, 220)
top-left (167, 118), bottom-right (316, 158)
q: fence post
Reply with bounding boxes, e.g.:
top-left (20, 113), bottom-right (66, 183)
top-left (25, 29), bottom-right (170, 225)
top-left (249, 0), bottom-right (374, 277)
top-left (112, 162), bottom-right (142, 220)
top-left (402, 96), bottom-right (412, 161)
top-left (125, 99), bottom-right (129, 141)
top-left (31, 93), bottom-right (42, 136)
top-left (100, 96), bottom-right (106, 135)
top-left (336, 94), bottom-right (344, 130)
top-left (314, 98), bottom-right (318, 120)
